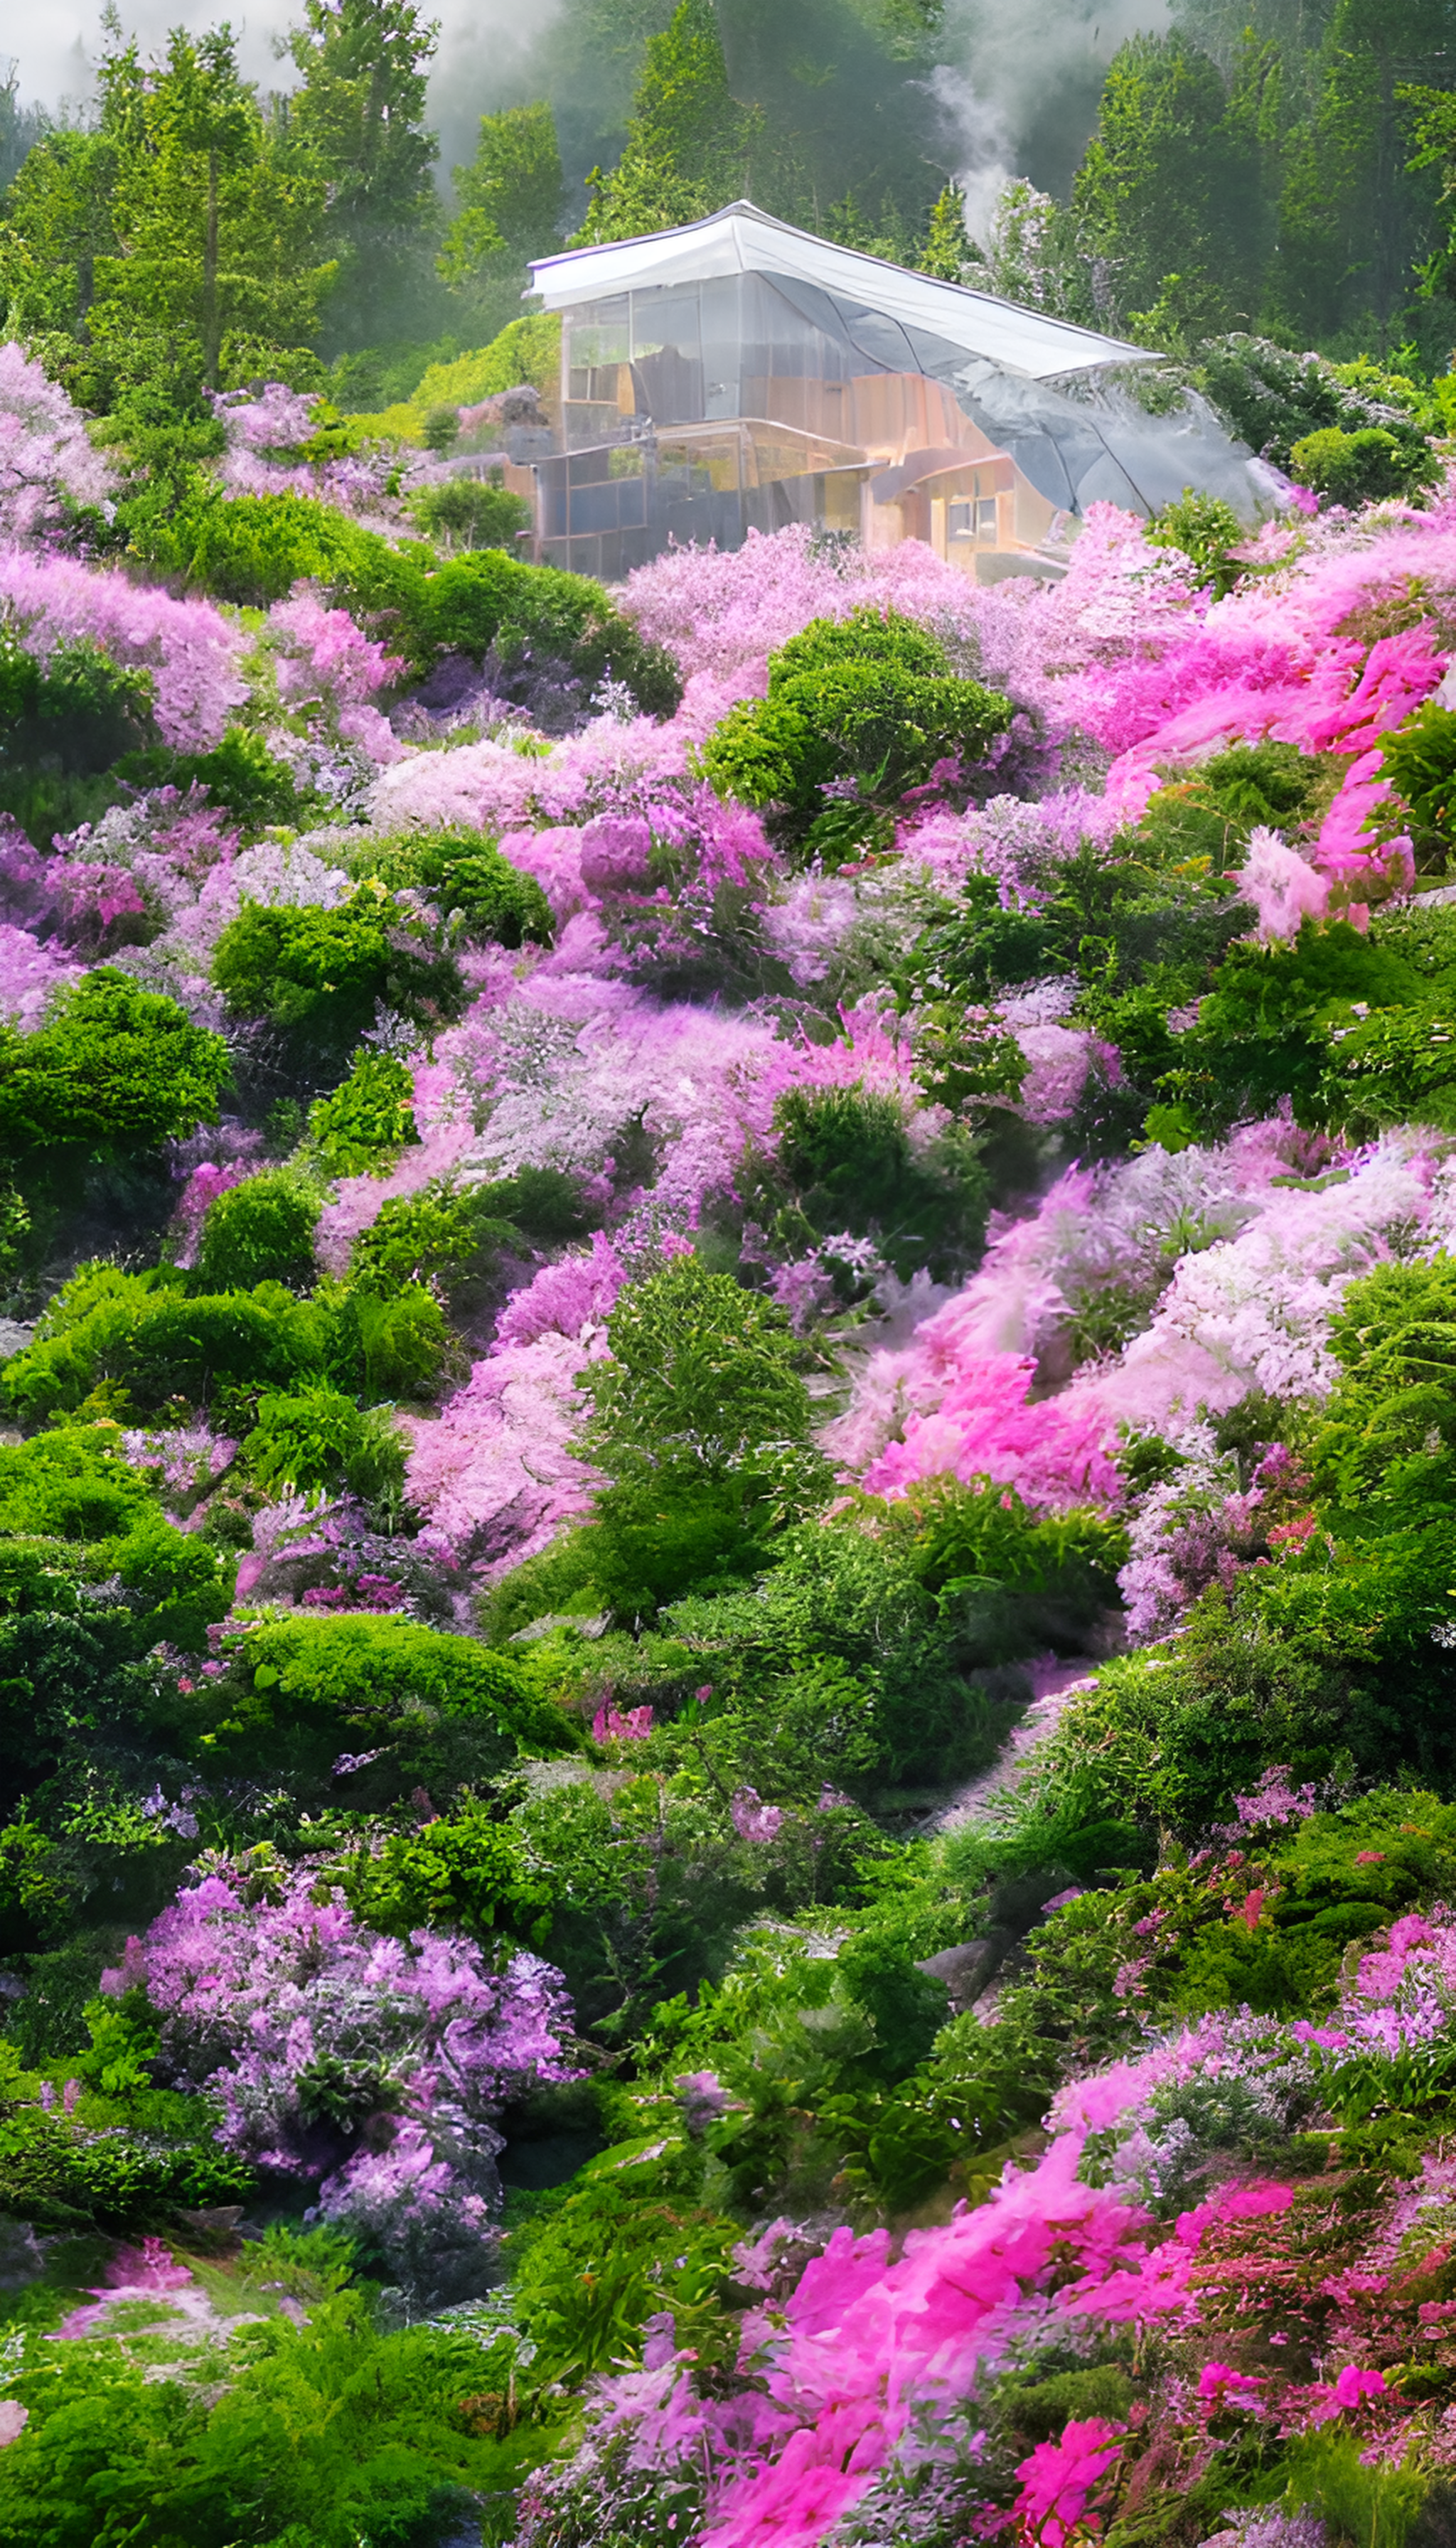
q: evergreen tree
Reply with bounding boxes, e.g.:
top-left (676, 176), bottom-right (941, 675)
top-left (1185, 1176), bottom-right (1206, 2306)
top-left (574, 0), bottom-right (761, 245)
top-left (1275, 0), bottom-right (1456, 354)
top-left (438, 100), bottom-right (564, 331)
top-left (441, 102), bottom-right (565, 276)
top-left (282, 0), bottom-right (441, 350)
top-left (916, 181), bottom-right (975, 283)
top-left (1070, 29), bottom-right (1272, 340)
top-left (0, 20), bottom-right (329, 397)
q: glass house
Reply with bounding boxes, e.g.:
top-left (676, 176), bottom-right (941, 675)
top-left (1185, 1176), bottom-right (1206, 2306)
top-left (516, 203), bottom-right (1284, 584)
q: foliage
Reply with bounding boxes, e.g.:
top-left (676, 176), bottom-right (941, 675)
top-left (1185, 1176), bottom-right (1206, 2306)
top-left (191, 1170), bottom-right (321, 1292)
top-left (210, 883), bottom-right (466, 1069)
top-left (343, 829), bottom-right (554, 946)
top-left (405, 473), bottom-right (532, 552)
top-left (573, 0), bottom-right (761, 246)
top-left (0, 970), bottom-right (228, 1169)
top-left (1290, 424), bottom-right (1426, 504)
top-left (701, 606), bottom-right (1012, 845)
top-left (307, 1047), bottom-right (418, 1177)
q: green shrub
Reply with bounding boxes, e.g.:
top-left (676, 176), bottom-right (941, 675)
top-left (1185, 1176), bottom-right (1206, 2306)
top-left (308, 1049), bottom-right (419, 1177)
top-left (744, 1081), bottom-right (991, 1283)
top-left (342, 1797), bottom-right (551, 1941)
top-left (130, 481), bottom-right (374, 606)
top-left (0, 2292), bottom-right (523, 2548)
top-left (326, 1279), bottom-right (452, 1403)
top-left (210, 884), bottom-right (466, 1069)
top-left (1290, 424), bottom-right (1420, 505)
top-left (1168, 918), bottom-right (1420, 1138)
top-left (193, 1610), bottom-right (577, 1773)
top-left (391, 546), bottom-right (681, 713)
top-left (0, 1267), bottom-right (327, 1425)
top-left (242, 1383), bottom-right (378, 1497)
top-left (509, 2144), bottom-right (739, 2381)
top-left (191, 1170), bottom-right (321, 1292)
top-left (0, 632), bottom-right (159, 842)
top-left (343, 830), bottom-right (554, 947)
top-left (347, 1179), bottom-right (518, 1300)
top-left (114, 727), bottom-right (306, 837)
top-left (1146, 487), bottom-right (1246, 596)
top-left (1365, 699), bottom-right (1456, 873)
top-left (0, 971), bottom-right (229, 1169)
top-left (405, 474), bottom-right (532, 550)
top-left (700, 606), bottom-right (1012, 841)
top-left (0, 1427), bottom-right (156, 1543)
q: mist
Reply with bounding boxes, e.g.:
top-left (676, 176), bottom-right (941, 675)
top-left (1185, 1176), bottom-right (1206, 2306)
top-left (7, 0), bottom-right (1173, 235)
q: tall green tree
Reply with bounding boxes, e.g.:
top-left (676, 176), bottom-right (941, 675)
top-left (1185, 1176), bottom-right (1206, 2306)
top-left (574, 0), bottom-right (761, 244)
top-left (282, 0), bottom-right (441, 350)
top-left (1275, 0), bottom-right (1456, 353)
top-left (440, 102), bottom-right (565, 275)
top-left (1, 20), bottom-right (329, 401)
top-left (1070, 29), bottom-right (1273, 340)
top-left (96, 28), bottom-right (329, 389)
top-left (438, 100), bottom-right (564, 332)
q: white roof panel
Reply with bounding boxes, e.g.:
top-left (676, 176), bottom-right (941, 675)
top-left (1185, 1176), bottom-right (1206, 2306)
top-left (529, 201), bottom-right (1154, 382)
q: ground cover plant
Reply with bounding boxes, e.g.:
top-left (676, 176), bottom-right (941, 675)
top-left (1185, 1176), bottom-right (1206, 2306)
top-left (11, 25), bottom-right (1456, 2535)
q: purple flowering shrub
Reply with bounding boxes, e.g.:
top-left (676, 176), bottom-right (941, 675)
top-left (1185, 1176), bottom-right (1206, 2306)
top-left (105, 1866), bottom-right (579, 2301)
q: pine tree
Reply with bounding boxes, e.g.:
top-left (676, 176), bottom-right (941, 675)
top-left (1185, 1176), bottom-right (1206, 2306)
top-left (282, 0), bottom-right (441, 350)
top-left (916, 182), bottom-right (975, 283)
top-left (574, 0), bottom-right (760, 246)
top-left (1070, 29), bottom-right (1271, 340)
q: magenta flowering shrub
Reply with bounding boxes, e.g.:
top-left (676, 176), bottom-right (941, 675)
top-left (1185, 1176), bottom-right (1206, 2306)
top-left (105, 1866), bottom-right (579, 2298)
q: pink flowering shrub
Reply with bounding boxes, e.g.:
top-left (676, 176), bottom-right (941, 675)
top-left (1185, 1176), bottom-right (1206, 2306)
top-left (0, 341), bottom-right (117, 547)
top-left (0, 547), bottom-right (247, 747)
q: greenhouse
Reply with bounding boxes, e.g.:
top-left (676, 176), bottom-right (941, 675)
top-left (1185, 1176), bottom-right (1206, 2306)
top-left (523, 200), bottom-right (1286, 579)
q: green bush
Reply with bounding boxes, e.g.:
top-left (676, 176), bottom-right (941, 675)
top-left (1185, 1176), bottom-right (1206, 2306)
top-left (191, 1170), bottom-right (321, 1292)
top-left (114, 727), bottom-right (306, 837)
top-left (1290, 424), bottom-right (1418, 505)
top-left (0, 631), bottom-right (157, 840)
top-left (0, 2292), bottom-right (525, 2548)
top-left (210, 885), bottom-right (466, 1070)
top-left (0, 971), bottom-right (229, 1169)
top-left (405, 474), bottom-right (532, 550)
top-left (744, 1081), bottom-right (991, 1284)
top-left (342, 1797), bottom-right (552, 1941)
top-left (1146, 486), bottom-right (1246, 596)
top-left (129, 480), bottom-right (374, 607)
top-left (509, 2144), bottom-right (739, 2382)
top-left (347, 1179), bottom-right (519, 1300)
top-left (700, 605), bottom-right (1012, 844)
top-left (242, 1383), bottom-right (385, 1498)
top-left (1195, 333), bottom-right (1439, 488)
top-left (343, 830), bottom-right (554, 947)
top-left (1365, 699), bottom-right (1456, 873)
top-left (197, 1611), bottom-right (577, 1764)
top-left (308, 1049), bottom-right (419, 1177)
top-left (1167, 918), bottom-right (1421, 1138)
top-left (0, 1427), bottom-right (156, 1543)
top-left (0, 1266), bottom-right (328, 1425)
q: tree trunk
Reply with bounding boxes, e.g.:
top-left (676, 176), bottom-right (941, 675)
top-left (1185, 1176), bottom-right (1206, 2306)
top-left (204, 144), bottom-right (220, 386)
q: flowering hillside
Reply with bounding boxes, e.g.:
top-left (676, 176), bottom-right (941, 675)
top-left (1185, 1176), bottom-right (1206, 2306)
top-left (9, 337), bottom-right (1456, 2548)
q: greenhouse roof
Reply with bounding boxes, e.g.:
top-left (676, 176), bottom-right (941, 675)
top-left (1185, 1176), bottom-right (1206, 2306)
top-left (528, 201), bottom-right (1154, 384)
